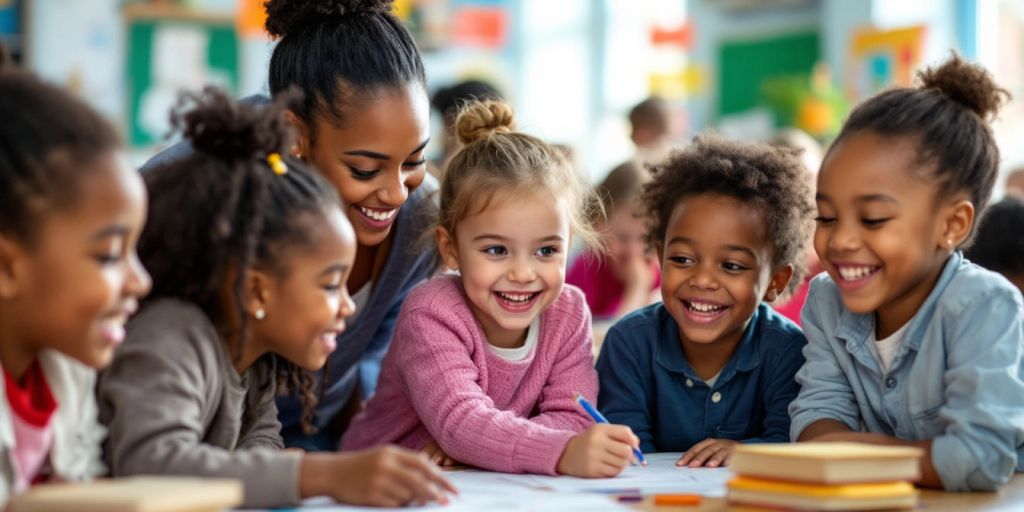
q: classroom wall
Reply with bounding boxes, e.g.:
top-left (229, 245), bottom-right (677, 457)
top-left (686, 0), bottom-right (821, 135)
top-left (26, 0), bottom-right (125, 120)
top-left (18, 0), bottom-right (1018, 185)
top-left (820, 0), bottom-right (871, 88)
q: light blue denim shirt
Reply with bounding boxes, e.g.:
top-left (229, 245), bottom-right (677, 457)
top-left (789, 252), bottom-right (1024, 491)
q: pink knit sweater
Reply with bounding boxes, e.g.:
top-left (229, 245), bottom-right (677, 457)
top-left (341, 275), bottom-right (598, 475)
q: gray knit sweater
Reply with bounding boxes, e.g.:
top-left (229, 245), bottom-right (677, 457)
top-left (97, 298), bottom-right (302, 508)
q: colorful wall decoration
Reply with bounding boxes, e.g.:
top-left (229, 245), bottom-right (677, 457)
top-left (848, 25), bottom-right (926, 100)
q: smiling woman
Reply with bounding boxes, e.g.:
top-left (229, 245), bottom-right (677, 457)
top-left (138, 0), bottom-right (439, 451)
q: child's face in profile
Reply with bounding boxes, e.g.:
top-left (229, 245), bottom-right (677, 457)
top-left (814, 131), bottom-right (954, 334)
top-left (1, 151), bottom-right (151, 369)
top-left (438, 192), bottom-right (570, 348)
top-left (658, 194), bottom-right (780, 350)
top-left (250, 207), bottom-right (357, 371)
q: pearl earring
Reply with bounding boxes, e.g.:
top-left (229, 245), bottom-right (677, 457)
top-left (254, 308), bottom-right (265, 320)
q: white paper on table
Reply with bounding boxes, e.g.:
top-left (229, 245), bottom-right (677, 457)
top-left (237, 453), bottom-right (727, 510)
top-left (517, 452), bottom-right (732, 497)
top-left (442, 452), bottom-right (730, 498)
top-left (274, 489), bottom-right (630, 511)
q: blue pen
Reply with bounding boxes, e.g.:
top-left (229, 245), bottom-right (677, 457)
top-left (575, 393), bottom-right (647, 466)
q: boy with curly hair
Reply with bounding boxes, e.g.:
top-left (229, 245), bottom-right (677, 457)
top-left (597, 135), bottom-right (815, 468)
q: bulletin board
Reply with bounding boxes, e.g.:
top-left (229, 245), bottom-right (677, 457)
top-left (717, 30), bottom-right (820, 117)
top-left (124, 5), bottom-right (239, 147)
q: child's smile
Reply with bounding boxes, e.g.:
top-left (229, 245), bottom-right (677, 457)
top-left (10, 151), bottom-right (152, 370)
top-left (493, 290), bottom-right (543, 313)
top-left (679, 298), bottom-right (731, 324)
top-left (832, 262), bottom-right (882, 290)
top-left (815, 132), bottom-right (955, 337)
top-left (247, 207), bottom-right (357, 372)
top-left (439, 192), bottom-right (569, 349)
top-left (659, 194), bottom-right (778, 352)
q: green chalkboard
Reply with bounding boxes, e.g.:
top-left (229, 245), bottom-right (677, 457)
top-left (718, 30), bottom-right (819, 118)
top-left (125, 8), bottom-right (238, 147)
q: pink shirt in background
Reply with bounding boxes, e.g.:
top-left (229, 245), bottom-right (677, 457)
top-left (341, 275), bottom-right (598, 475)
top-left (3, 360), bottom-right (56, 491)
top-left (772, 276), bottom-right (811, 327)
top-left (566, 251), bottom-right (661, 319)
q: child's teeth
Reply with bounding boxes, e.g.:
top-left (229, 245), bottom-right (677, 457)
top-left (839, 265), bottom-right (876, 281)
top-left (499, 292), bottom-right (534, 303)
top-left (688, 301), bottom-right (723, 313)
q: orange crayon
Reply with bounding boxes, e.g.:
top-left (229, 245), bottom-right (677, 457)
top-left (653, 493), bottom-right (702, 506)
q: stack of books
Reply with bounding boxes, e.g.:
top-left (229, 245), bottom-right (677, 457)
top-left (727, 442), bottom-right (923, 510)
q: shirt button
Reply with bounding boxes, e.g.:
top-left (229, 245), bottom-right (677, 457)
top-left (685, 379), bottom-right (694, 388)
top-left (711, 392), bottom-right (722, 403)
top-left (885, 377), bottom-right (897, 389)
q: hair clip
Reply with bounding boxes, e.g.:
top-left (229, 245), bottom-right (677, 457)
top-left (267, 152), bottom-right (288, 175)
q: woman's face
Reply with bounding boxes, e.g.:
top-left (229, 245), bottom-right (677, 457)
top-left (297, 84), bottom-right (430, 248)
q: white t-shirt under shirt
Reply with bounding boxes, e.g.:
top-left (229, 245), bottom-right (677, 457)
top-left (487, 317), bottom-right (540, 361)
top-left (870, 321), bottom-right (910, 373)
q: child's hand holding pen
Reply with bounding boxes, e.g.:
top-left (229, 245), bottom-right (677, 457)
top-left (555, 394), bottom-right (645, 478)
top-left (557, 423), bottom-right (642, 477)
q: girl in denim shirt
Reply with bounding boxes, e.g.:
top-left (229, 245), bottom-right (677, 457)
top-left (789, 54), bottom-right (1024, 491)
top-left (598, 136), bottom-right (814, 468)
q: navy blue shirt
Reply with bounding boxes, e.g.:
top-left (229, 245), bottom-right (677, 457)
top-left (597, 302), bottom-right (806, 453)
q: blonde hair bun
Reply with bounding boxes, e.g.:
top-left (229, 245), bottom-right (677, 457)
top-left (455, 100), bottom-right (515, 145)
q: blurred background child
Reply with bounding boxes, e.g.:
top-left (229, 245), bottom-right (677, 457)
top-left (567, 160), bottom-right (659, 324)
top-left (0, 52), bottom-right (151, 503)
top-left (966, 197), bottom-right (1024, 296)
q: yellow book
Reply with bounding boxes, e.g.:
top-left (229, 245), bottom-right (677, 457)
top-left (730, 442), bottom-right (923, 484)
top-left (8, 477), bottom-right (243, 512)
top-left (728, 476), bottom-right (918, 511)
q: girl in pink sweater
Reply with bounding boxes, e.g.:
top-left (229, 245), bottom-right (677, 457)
top-left (342, 100), bottom-right (641, 477)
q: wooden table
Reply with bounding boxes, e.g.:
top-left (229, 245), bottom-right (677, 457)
top-left (632, 474), bottom-right (1024, 511)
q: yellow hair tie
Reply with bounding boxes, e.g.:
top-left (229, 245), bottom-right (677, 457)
top-left (267, 153), bottom-right (287, 175)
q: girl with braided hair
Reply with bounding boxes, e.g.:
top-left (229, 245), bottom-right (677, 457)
top-left (98, 88), bottom-right (454, 508)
